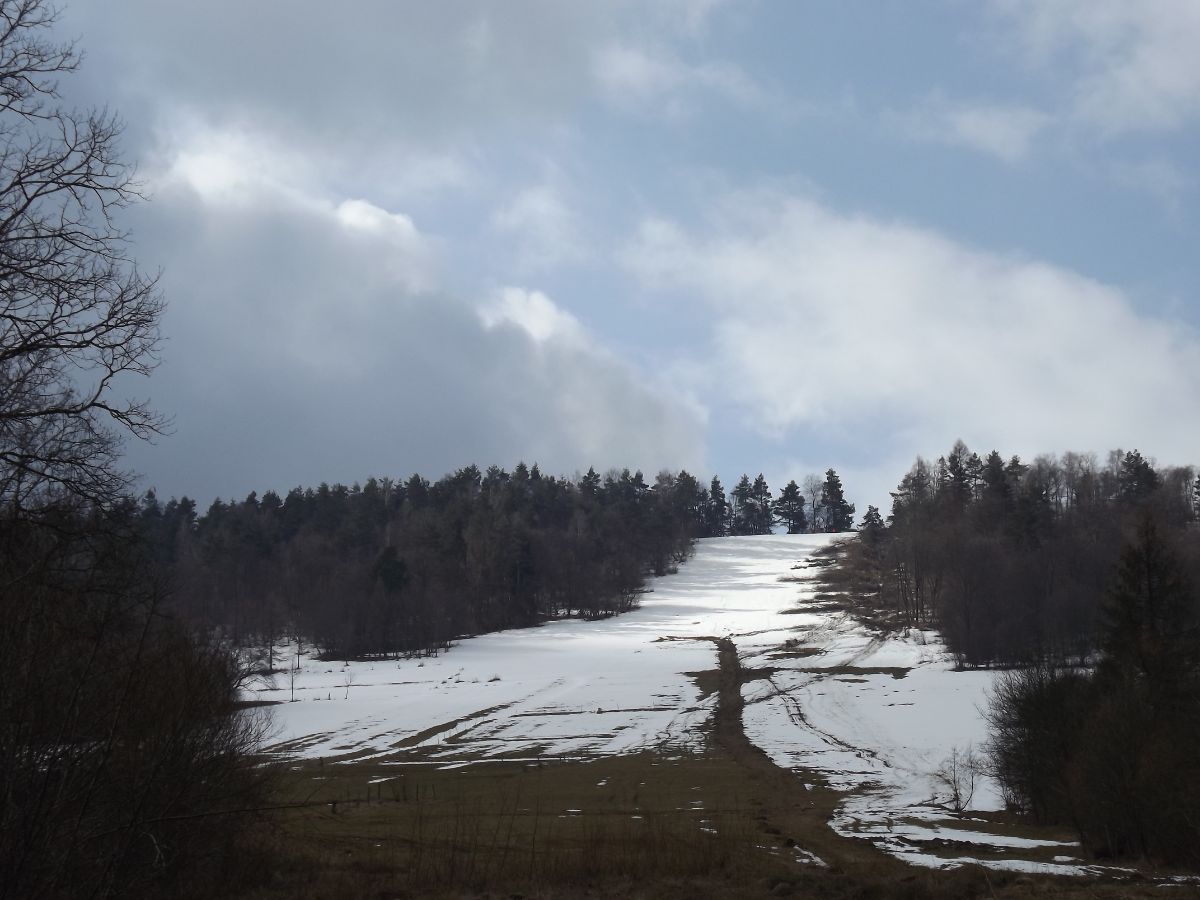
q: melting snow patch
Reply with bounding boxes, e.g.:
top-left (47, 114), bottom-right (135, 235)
top-left (252, 535), bottom-right (1161, 879)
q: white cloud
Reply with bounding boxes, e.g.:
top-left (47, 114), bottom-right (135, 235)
top-left (895, 96), bottom-right (1051, 162)
top-left (623, 191), bottom-right (1200, 487)
top-left (1107, 157), bottom-right (1194, 209)
top-left (479, 287), bottom-right (586, 346)
top-left (993, 0), bottom-right (1200, 134)
top-left (592, 43), bottom-right (762, 114)
top-left (490, 184), bottom-right (586, 270)
top-left (159, 127), bottom-right (439, 295)
top-left (659, 0), bottom-right (730, 37)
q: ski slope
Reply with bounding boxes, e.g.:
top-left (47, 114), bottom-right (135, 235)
top-left (253, 533), bottom-right (1100, 872)
top-left (258, 534), bottom-right (830, 763)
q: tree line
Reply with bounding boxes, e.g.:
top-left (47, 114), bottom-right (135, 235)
top-left (861, 440), bottom-right (1198, 668)
top-left (849, 441), bottom-right (1200, 867)
top-left (987, 512), bottom-right (1200, 866)
top-left (139, 465), bottom-right (857, 662)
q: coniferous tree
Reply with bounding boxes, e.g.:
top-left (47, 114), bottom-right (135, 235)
top-left (860, 504), bottom-right (884, 531)
top-left (966, 451), bottom-right (984, 501)
top-left (730, 474), bottom-right (754, 535)
top-left (750, 474), bottom-right (773, 534)
top-left (819, 468), bottom-right (855, 532)
top-left (1100, 516), bottom-right (1200, 701)
top-left (858, 504), bottom-right (886, 552)
top-left (772, 480), bottom-right (808, 534)
top-left (1117, 449), bottom-right (1160, 504)
top-left (945, 439), bottom-right (972, 513)
top-left (705, 476), bottom-right (729, 537)
top-left (768, 480), bottom-right (806, 535)
top-left (581, 466), bottom-right (601, 500)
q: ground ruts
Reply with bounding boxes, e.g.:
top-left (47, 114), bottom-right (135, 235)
top-left (702, 634), bottom-right (912, 880)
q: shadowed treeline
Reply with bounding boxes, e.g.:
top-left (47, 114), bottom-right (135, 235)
top-left (843, 442), bottom-right (1200, 868)
top-left (136, 464), bottom-right (858, 662)
top-left (857, 442), bottom-right (1198, 668)
top-left (138, 465), bottom-right (703, 661)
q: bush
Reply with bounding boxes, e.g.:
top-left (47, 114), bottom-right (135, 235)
top-left (986, 518), bottom-right (1200, 866)
top-left (0, 514), bottom-right (272, 899)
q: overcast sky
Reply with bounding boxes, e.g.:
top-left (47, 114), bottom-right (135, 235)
top-left (59, 1), bottom-right (1200, 512)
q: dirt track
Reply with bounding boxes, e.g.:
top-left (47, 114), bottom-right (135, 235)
top-left (704, 635), bottom-right (911, 879)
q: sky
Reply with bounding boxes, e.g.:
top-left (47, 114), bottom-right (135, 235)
top-left (56, 0), bottom-right (1200, 513)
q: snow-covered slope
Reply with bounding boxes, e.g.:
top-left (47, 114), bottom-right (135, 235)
top-left (258, 534), bottom-right (834, 763)
top-left (254, 534), bottom-right (1117, 874)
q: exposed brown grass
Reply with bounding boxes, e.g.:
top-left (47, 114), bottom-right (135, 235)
top-left (201, 630), bottom-right (1200, 899)
top-left (212, 752), bottom-right (1188, 899)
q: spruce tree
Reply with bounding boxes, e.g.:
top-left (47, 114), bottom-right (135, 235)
top-left (1101, 516), bottom-right (1199, 701)
top-left (819, 468), bottom-right (855, 532)
top-left (859, 505), bottom-right (885, 546)
top-left (750, 474), bottom-right (773, 534)
top-left (730, 474), bottom-right (753, 535)
top-left (1117, 450), bottom-right (1160, 504)
top-left (772, 479), bottom-right (808, 533)
top-left (581, 466), bottom-right (601, 499)
top-left (705, 476), bottom-right (729, 537)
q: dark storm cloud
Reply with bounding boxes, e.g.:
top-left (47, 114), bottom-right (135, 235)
top-left (120, 167), bottom-right (703, 501)
top-left (43, 1), bottom-right (716, 501)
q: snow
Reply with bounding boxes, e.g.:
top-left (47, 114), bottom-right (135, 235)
top-left (249, 533), bottom-right (1142, 877)
top-left (256, 534), bottom-right (834, 764)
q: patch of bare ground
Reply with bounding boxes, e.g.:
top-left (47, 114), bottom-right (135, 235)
top-left (790, 539), bottom-right (918, 635)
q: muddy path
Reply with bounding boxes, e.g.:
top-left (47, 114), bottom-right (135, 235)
top-left (700, 634), bottom-right (911, 879)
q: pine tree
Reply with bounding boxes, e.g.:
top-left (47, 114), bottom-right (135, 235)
top-left (750, 474), bottom-right (773, 534)
top-left (772, 480), bottom-right (807, 533)
top-left (966, 451), bottom-right (984, 501)
top-left (1117, 450), bottom-right (1160, 504)
top-left (859, 505), bottom-right (885, 546)
top-left (819, 468), bottom-right (855, 532)
top-left (705, 476), bottom-right (729, 537)
top-left (580, 466), bottom-right (601, 500)
top-left (730, 474), bottom-right (753, 535)
top-left (945, 439), bottom-right (972, 512)
top-left (1100, 516), bottom-right (1200, 701)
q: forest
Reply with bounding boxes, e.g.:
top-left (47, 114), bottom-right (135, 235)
top-left (860, 441), bottom-right (1199, 668)
top-left (849, 441), bottom-right (1200, 866)
top-left (137, 466), bottom-right (856, 661)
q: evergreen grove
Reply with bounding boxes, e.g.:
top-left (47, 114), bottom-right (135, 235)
top-left (139, 465), bottom-right (857, 660)
top-left (846, 440), bottom-right (1200, 867)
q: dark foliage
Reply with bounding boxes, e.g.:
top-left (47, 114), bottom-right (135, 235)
top-left (819, 468), bottom-right (855, 533)
top-left (985, 520), bottom-right (1200, 866)
top-left (140, 466), bottom-right (710, 660)
top-left (772, 479), bottom-right (808, 534)
top-left (875, 443), bottom-right (1197, 667)
top-left (860, 443), bottom-right (1200, 866)
top-left (0, 505), bottom-right (271, 900)
top-left (0, 3), bottom-right (267, 895)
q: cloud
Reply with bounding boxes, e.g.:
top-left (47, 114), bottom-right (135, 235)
top-left (623, 190), bottom-right (1200, 503)
top-left (479, 287), bottom-right (587, 345)
top-left (894, 96), bottom-right (1051, 162)
top-left (993, 0), bottom-right (1200, 134)
top-left (592, 43), bottom-right (762, 115)
top-left (61, 1), bottom-right (740, 155)
top-left (490, 184), bottom-right (586, 270)
top-left (121, 128), bottom-right (704, 500)
top-left (1106, 157), bottom-right (1194, 210)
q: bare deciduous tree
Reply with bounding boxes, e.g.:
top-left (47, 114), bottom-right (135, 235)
top-left (0, 0), bottom-right (164, 514)
top-left (0, 6), bottom-right (268, 898)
